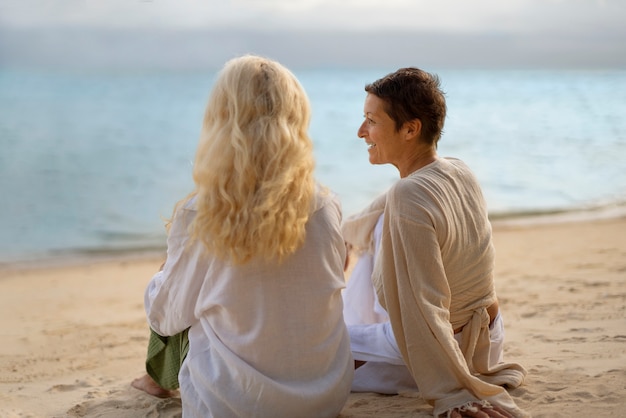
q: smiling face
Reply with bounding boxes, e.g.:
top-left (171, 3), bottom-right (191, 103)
top-left (357, 93), bottom-right (406, 168)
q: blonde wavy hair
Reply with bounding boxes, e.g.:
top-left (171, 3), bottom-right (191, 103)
top-left (185, 55), bottom-right (315, 264)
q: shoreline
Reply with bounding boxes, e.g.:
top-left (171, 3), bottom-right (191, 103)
top-left (0, 248), bottom-right (166, 275)
top-left (489, 199), bottom-right (626, 226)
top-left (2, 202), bottom-right (624, 274)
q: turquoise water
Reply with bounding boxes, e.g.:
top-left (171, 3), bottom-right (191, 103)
top-left (1, 68), bottom-right (625, 263)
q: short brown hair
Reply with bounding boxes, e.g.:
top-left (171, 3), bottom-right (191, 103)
top-left (365, 67), bottom-right (446, 147)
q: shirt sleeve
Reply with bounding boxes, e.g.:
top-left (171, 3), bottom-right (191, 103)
top-left (144, 207), bottom-right (208, 336)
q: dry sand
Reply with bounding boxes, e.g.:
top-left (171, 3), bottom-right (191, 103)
top-left (1, 216), bottom-right (625, 417)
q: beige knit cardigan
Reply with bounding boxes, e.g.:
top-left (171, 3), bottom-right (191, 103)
top-left (343, 158), bottom-right (529, 418)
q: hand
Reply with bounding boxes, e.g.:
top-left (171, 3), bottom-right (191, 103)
top-left (449, 402), bottom-right (514, 418)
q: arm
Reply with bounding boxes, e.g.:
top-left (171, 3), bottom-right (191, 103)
top-left (378, 189), bottom-right (522, 417)
top-left (341, 192), bottom-right (386, 253)
top-left (145, 207), bottom-right (209, 336)
top-left (379, 208), bottom-right (473, 401)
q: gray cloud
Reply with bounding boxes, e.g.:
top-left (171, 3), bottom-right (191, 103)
top-left (0, 1), bottom-right (624, 70)
top-left (1, 27), bottom-right (624, 70)
top-left (1, 0), bottom-right (623, 33)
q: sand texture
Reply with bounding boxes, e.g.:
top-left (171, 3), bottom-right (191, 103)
top-left (1, 216), bottom-right (625, 417)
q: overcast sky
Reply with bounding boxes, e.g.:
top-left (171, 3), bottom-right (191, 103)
top-left (1, 0), bottom-right (623, 33)
top-left (1, 0), bottom-right (624, 69)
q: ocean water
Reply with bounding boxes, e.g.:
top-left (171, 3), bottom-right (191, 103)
top-left (1, 67), bottom-right (625, 264)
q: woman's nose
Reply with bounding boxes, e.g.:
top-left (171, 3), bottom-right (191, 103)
top-left (357, 121), bottom-right (366, 138)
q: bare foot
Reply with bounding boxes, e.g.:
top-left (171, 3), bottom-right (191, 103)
top-left (131, 374), bottom-right (176, 398)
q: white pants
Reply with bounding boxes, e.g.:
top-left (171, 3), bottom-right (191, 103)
top-left (347, 314), bottom-right (505, 393)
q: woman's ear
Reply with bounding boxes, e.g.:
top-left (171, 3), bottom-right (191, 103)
top-left (403, 119), bottom-right (422, 140)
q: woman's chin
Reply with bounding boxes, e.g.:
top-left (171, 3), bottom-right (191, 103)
top-left (367, 151), bottom-right (380, 165)
top-left (368, 156), bottom-right (384, 166)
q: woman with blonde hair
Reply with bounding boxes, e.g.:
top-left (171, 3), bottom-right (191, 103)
top-left (131, 55), bottom-right (353, 417)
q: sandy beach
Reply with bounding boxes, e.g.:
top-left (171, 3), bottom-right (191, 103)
top-left (1, 215), bottom-right (625, 418)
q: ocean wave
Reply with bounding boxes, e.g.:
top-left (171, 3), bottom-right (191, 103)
top-left (490, 199), bottom-right (626, 227)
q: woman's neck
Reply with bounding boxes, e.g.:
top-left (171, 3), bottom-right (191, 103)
top-left (399, 147), bottom-right (438, 178)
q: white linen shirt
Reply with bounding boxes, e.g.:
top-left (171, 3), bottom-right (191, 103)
top-left (145, 189), bottom-right (354, 418)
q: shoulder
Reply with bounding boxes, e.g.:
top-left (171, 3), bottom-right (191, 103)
top-left (442, 157), bottom-right (475, 175)
top-left (168, 194), bottom-right (198, 237)
top-left (389, 157), bottom-right (477, 199)
top-left (385, 159), bottom-right (462, 223)
top-left (312, 182), bottom-right (342, 216)
top-left (181, 194), bottom-right (198, 211)
top-left (305, 183), bottom-right (343, 233)
top-left (385, 177), bottom-right (433, 226)
top-left (386, 168), bottom-right (433, 206)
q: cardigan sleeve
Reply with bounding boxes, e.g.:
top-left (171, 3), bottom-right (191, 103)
top-left (378, 199), bottom-right (477, 400)
top-left (376, 183), bottom-right (528, 418)
top-left (341, 192), bottom-right (386, 254)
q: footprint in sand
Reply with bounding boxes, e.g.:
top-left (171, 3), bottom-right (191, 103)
top-left (0, 409), bottom-right (38, 418)
top-left (47, 376), bottom-right (115, 394)
top-left (66, 386), bottom-right (182, 418)
top-left (48, 381), bottom-right (90, 393)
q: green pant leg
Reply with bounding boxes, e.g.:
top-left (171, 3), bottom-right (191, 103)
top-left (145, 327), bottom-right (190, 390)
